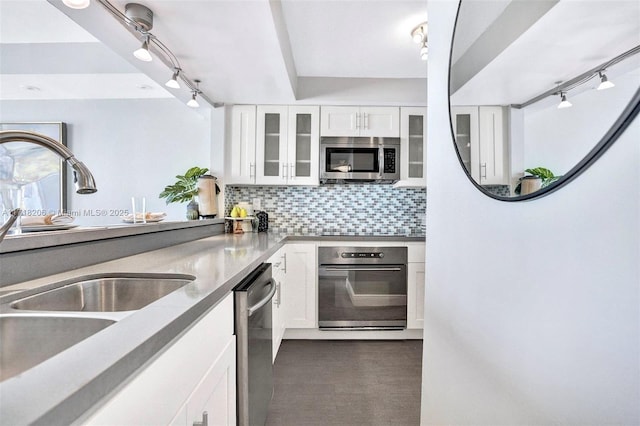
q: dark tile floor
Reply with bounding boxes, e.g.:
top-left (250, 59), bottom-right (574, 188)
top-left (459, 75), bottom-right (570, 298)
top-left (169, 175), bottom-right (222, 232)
top-left (266, 340), bottom-right (423, 426)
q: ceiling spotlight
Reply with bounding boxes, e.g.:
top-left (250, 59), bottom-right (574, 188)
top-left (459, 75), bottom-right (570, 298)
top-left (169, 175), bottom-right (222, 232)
top-left (420, 43), bottom-right (428, 61)
top-left (187, 80), bottom-right (201, 108)
top-left (597, 71), bottom-right (615, 90)
top-left (165, 68), bottom-right (181, 89)
top-left (187, 92), bottom-right (199, 108)
top-left (411, 22), bottom-right (427, 44)
top-left (133, 36), bottom-right (152, 62)
top-left (62, 0), bottom-right (90, 9)
top-left (557, 92), bottom-right (572, 109)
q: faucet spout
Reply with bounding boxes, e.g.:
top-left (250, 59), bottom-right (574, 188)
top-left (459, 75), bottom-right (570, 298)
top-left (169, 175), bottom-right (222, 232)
top-left (0, 130), bottom-right (98, 242)
top-left (0, 208), bottom-right (21, 241)
top-left (0, 130), bottom-right (97, 194)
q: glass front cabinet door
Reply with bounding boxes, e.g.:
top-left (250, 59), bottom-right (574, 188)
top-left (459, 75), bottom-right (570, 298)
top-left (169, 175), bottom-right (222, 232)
top-left (398, 107), bottom-right (427, 187)
top-left (256, 105), bottom-right (319, 185)
top-left (256, 105), bottom-right (288, 185)
top-left (287, 106), bottom-right (320, 185)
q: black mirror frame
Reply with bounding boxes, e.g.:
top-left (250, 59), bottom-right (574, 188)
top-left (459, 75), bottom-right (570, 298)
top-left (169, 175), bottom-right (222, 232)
top-left (448, 0), bottom-right (640, 202)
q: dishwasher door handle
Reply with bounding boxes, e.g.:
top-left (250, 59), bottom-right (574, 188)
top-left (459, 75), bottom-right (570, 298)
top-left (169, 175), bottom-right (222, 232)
top-left (248, 278), bottom-right (277, 316)
top-left (321, 266), bottom-right (403, 272)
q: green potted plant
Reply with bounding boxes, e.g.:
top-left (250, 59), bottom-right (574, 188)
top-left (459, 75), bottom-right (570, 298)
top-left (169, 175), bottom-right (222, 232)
top-left (515, 167), bottom-right (561, 195)
top-left (159, 166), bottom-right (209, 220)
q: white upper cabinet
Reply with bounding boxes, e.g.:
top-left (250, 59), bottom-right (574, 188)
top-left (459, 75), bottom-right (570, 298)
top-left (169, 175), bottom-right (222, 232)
top-left (451, 106), bottom-right (508, 185)
top-left (320, 106), bottom-right (400, 137)
top-left (238, 105), bottom-right (320, 186)
top-left (286, 106), bottom-right (320, 185)
top-left (478, 106), bottom-right (507, 185)
top-left (397, 107), bottom-right (427, 187)
top-left (256, 106), bottom-right (289, 185)
top-left (229, 105), bottom-right (257, 185)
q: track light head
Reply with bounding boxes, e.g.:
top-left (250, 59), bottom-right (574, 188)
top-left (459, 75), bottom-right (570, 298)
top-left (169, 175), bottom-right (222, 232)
top-left (165, 69), bottom-right (181, 89)
top-left (411, 23), bottom-right (427, 44)
top-left (133, 37), bottom-right (152, 62)
top-left (187, 79), bottom-right (201, 108)
top-left (62, 0), bottom-right (90, 9)
top-left (557, 92), bottom-right (572, 109)
top-left (597, 71), bottom-right (615, 90)
top-left (420, 43), bottom-right (428, 61)
top-left (187, 92), bottom-right (199, 108)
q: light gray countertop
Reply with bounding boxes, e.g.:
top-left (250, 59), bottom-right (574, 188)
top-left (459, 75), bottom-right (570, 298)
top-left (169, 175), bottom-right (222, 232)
top-left (0, 231), bottom-right (424, 424)
top-left (0, 218), bottom-right (225, 254)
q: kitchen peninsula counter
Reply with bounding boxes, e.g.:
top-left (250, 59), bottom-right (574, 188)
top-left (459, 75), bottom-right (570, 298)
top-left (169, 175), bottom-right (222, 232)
top-left (0, 230), bottom-right (424, 424)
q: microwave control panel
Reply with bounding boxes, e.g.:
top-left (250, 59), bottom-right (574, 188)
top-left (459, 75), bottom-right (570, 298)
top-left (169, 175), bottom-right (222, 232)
top-left (383, 148), bottom-right (396, 173)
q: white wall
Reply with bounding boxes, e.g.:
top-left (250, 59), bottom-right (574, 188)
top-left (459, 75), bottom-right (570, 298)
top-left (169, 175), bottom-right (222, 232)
top-left (422, 2), bottom-right (639, 425)
top-left (1, 98), bottom-right (212, 225)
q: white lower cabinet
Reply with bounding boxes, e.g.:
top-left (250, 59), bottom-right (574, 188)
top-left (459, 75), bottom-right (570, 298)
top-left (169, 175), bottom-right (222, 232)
top-left (283, 244), bottom-right (316, 329)
top-left (171, 338), bottom-right (236, 426)
top-left (268, 248), bottom-right (287, 361)
top-left (83, 294), bottom-right (236, 426)
top-left (407, 243), bottom-right (426, 329)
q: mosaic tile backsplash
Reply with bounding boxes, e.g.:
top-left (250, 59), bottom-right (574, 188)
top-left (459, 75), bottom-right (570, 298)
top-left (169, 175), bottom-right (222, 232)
top-left (225, 185), bottom-right (426, 236)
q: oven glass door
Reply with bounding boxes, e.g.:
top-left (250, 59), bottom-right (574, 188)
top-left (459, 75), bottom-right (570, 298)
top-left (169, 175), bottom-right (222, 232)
top-left (318, 264), bottom-right (407, 329)
top-left (324, 147), bottom-right (380, 173)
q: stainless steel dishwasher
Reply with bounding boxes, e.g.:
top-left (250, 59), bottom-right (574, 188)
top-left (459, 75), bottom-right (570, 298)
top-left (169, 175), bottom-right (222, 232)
top-left (233, 263), bottom-right (276, 426)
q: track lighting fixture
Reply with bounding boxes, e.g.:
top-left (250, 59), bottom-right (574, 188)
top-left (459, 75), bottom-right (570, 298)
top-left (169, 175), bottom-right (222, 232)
top-left (71, 1), bottom-right (215, 109)
top-left (411, 22), bottom-right (428, 61)
top-left (62, 0), bottom-right (90, 9)
top-left (187, 80), bottom-right (201, 108)
top-left (597, 71), bottom-right (615, 90)
top-left (557, 92), bottom-right (572, 109)
top-left (133, 36), bottom-right (152, 62)
top-left (165, 68), bottom-right (181, 89)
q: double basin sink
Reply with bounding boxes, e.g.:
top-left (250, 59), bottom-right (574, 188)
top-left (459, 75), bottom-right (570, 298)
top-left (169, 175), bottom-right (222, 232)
top-left (0, 274), bottom-right (195, 382)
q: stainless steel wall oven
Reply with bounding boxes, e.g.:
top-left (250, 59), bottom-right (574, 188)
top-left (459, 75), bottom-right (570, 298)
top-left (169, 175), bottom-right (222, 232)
top-left (318, 246), bottom-right (407, 329)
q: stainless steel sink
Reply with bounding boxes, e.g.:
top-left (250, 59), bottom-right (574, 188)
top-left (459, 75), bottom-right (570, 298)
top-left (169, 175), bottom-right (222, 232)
top-left (0, 315), bottom-right (115, 381)
top-left (11, 275), bottom-right (194, 312)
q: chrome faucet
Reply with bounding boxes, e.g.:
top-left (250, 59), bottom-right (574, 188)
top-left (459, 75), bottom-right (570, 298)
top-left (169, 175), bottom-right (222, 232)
top-left (0, 130), bottom-right (97, 242)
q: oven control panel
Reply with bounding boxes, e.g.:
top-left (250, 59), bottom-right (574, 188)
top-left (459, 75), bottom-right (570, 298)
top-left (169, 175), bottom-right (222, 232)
top-left (341, 252), bottom-right (384, 259)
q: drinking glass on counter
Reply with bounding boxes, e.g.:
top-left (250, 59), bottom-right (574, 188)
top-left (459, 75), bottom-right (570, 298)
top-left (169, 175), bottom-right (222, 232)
top-left (131, 196), bottom-right (146, 224)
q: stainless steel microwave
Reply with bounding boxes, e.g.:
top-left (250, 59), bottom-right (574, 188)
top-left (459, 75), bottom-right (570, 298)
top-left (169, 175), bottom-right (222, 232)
top-left (320, 136), bottom-right (400, 183)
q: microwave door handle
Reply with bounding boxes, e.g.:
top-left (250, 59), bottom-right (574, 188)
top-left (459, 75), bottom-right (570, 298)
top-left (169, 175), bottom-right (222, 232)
top-left (378, 147), bottom-right (384, 178)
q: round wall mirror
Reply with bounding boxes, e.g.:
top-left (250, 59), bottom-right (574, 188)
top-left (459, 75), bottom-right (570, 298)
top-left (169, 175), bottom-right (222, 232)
top-left (449, 0), bottom-right (640, 200)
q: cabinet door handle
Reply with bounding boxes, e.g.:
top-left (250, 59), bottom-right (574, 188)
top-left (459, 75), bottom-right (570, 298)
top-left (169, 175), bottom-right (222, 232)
top-left (481, 163), bottom-right (487, 179)
top-left (355, 113), bottom-right (360, 130)
top-left (249, 163), bottom-right (255, 178)
top-left (289, 163), bottom-right (295, 179)
top-left (364, 112), bottom-right (369, 129)
top-left (282, 163), bottom-right (287, 179)
top-left (193, 411), bottom-right (208, 426)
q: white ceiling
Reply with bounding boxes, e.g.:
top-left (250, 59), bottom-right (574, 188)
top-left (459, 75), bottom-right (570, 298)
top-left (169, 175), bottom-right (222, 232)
top-left (0, 0), bottom-right (172, 100)
top-left (450, 0), bottom-right (640, 107)
top-left (7, 1), bottom-right (635, 110)
top-left (0, 0), bottom-right (429, 106)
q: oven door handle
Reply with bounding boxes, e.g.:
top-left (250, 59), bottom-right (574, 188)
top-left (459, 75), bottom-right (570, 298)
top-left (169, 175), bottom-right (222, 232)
top-left (320, 266), bottom-right (403, 272)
